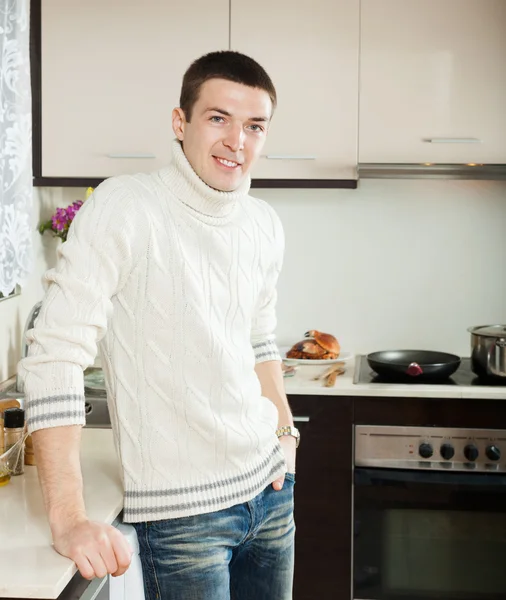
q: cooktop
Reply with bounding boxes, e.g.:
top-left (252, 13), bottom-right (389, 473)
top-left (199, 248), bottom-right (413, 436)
top-left (354, 356), bottom-right (506, 387)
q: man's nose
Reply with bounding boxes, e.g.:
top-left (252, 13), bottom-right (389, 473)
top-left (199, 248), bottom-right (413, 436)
top-left (223, 124), bottom-right (245, 153)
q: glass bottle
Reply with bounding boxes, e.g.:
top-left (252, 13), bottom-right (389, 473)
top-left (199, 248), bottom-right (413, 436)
top-left (4, 408), bottom-right (25, 476)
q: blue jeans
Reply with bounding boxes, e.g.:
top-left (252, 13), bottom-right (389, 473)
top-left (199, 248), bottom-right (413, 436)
top-left (132, 474), bottom-right (295, 600)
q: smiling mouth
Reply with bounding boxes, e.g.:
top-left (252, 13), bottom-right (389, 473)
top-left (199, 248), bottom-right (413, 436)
top-left (213, 156), bottom-right (242, 169)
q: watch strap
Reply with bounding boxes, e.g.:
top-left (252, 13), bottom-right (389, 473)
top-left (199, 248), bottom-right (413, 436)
top-left (276, 425), bottom-right (300, 448)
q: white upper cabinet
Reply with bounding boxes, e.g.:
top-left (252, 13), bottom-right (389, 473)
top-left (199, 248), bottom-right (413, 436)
top-left (41, 0), bottom-right (228, 178)
top-left (231, 0), bottom-right (359, 181)
top-left (359, 0), bottom-right (506, 164)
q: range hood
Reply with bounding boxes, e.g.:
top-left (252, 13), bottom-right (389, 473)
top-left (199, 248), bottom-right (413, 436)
top-left (358, 163), bottom-right (506, 180)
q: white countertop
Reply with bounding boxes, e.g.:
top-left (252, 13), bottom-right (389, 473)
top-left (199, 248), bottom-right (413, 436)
top-left (0, 429), bottom-right (123, 599)
top-left (4, 358), bottom-right (505, 405)
top-left (284, 358), bottom-right (506, 400)
top-left (0, 359), bottom-right (505, 598)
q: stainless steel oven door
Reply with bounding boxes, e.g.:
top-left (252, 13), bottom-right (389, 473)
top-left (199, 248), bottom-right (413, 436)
top-left (353, 467), bottom-right (506, 600)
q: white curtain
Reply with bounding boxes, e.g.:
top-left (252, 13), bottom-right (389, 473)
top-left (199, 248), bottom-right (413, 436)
top-left (0, 0), bottom-right (32, 297)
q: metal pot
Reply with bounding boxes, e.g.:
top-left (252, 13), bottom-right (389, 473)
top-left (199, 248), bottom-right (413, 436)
top-left (468, 325), bottom-right (506, 379)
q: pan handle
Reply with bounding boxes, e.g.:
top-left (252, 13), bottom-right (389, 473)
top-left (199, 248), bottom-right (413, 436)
top-left (406, 362), bottom-right (424, 377)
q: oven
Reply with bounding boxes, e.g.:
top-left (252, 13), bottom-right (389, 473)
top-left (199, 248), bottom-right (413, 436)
top-left (353, 425), bottom-right (506, 600)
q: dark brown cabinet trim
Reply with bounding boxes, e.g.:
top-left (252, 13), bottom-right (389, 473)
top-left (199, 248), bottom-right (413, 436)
top-left (30, 0), bottom-right (42, 179)
top-left (33, 176), bottom-right (358, 189)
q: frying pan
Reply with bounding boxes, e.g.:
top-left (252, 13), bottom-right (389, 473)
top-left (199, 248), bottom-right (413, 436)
top-left (366, 350), bottom-right (461, 382)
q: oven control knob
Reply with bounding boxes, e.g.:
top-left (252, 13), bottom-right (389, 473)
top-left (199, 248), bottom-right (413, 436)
top-left (440, 444), bottom-right (455, 460)
top-left (419, 443), bottom-right (433, 459)
top-left (486, 445), bottom-right (501, 461)
top-left (464, 444), bottom-right (479, 461)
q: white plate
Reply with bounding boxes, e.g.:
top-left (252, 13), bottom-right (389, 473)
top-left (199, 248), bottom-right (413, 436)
top-left (279, 348), bottom-right (353, 365)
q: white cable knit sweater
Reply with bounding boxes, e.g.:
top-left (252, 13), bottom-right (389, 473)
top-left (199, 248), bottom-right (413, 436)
top-left (19, 140), bottom-right (286, 521)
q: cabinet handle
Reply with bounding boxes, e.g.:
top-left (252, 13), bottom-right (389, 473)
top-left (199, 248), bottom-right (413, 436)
top-left (264, 155), bottom-right (317, 160)
top-left (107, 153), bottom-right (156, 159)
top-left (293, 416), bottom-right (310, 423)
top-left (424, 138), bottom-right (481, 144)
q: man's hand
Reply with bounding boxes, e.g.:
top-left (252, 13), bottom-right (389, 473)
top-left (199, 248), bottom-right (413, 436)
top-left (31, 427), bottom-right (132, 580)
top-left (253, 360), bottom-right (296, 491)
top-left (52, 518), bottom-right (133, 580)
top-left (272, 435), bottom-right (297, 491)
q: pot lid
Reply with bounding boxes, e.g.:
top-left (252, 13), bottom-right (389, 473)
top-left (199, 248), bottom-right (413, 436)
top-left (469, 325), bottom-right (506, 338)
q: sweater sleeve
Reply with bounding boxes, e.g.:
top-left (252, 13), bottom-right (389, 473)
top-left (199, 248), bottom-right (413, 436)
top-left (18, 178), bottom-right (146, 433)
top-left (250, 208), bottom-right (285, 364)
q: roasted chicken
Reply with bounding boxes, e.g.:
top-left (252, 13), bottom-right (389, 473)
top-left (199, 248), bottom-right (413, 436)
top-left (286, 330), bottom-right (340, 360)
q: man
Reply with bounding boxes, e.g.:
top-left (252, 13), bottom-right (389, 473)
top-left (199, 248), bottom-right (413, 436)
top-left (19, 51), bottom-right (298, 599)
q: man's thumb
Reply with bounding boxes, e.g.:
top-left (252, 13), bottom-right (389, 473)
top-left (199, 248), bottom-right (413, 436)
top-left (272, 477), bottom-right (284, 491)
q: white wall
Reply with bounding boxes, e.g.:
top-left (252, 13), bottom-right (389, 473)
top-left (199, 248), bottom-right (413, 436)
top-left (257, 179), bottom-right (506, 355)
top-left (1, 178), bottom-right (505, 381)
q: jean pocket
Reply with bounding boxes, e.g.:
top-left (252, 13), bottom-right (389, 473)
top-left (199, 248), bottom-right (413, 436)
top-left (285, 472), bottom-right (296, 483)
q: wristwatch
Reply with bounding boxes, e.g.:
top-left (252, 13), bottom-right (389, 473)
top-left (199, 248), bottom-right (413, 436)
top-left (276, 425), bottom-right (300, 448)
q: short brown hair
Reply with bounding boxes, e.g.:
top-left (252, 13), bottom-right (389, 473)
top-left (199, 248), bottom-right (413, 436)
top-left (179, 51), bottom-right (277, 122)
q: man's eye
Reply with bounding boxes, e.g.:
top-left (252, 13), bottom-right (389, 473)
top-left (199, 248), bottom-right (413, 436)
top-left (210, 116), bottom-right (225, 123)
top-left (248, 124), bottom-right (263, 132)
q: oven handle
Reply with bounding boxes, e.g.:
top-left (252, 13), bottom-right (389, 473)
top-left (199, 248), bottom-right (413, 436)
top-left (355, 467), bottom-right (506, 488)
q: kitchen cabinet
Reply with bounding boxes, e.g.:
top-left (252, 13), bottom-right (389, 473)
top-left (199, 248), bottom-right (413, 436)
top-left (289, 395), bottom-right (353, 600)
top-left (33, 0), bottom-right (358, 187)
top-left (359, 0), bottom-right (506, 165)
top-left (37, 0), bottom-right (229, 180)
top-left (231, 0), bottom-right (359, 183)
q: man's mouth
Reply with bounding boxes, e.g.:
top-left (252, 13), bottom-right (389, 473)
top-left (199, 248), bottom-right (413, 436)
top-left (213, 156), bottom-right (242, 169)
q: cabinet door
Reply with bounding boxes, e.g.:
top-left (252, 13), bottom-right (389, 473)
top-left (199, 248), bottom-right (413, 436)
top-left (359, 0), bottom-right (506, 164)
top-left (289, 395), bottom-right (353, 600)
top-left (231, 0), bottom-right (359, 181)
top-left (41, 0), bottom-right (228, 178)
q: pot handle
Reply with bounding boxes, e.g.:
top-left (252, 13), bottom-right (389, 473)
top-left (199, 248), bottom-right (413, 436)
top-left (406, 362), bottom-right (423, 377)
top-left (496, 340), bottom-right (506, 372)
top-left (486, 339), bottom-right (506, 375)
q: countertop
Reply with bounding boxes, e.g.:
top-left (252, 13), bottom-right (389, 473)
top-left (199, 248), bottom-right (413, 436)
top-left (4, 356), bottom-right (506, 400)
top-left (2, 356), bottom-right (506, 404)
top-left (283, 357), bottom-right (506, 400)
top-left (0, 358), bottom-right (505, 598)
top-left (0, 429), bottom-right (123, 599)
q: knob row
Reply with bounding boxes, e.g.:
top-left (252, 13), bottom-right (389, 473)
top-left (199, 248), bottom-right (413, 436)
top-left (418, 443), bottom-right (501, 461)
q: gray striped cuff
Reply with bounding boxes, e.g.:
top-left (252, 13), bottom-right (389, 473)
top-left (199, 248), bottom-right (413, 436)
top-left (252, 339), bottom-right (281, 364)
top-left (26, 394), bottom-right (86, 433)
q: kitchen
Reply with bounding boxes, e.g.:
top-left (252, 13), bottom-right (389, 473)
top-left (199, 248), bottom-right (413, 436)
top-left (1, 0), bottom-right (506, 599)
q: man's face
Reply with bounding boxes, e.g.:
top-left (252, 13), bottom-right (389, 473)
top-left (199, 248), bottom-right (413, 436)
top-left (172, 78), bottom-right (272, 192)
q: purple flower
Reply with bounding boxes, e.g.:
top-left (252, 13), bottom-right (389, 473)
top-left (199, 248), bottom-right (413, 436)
top-left (52, 208), bottom-right (69, 232)
top-left (41, 196), bottom-right (86, 243)
top-left (65, 200), bottom-right (83, 224)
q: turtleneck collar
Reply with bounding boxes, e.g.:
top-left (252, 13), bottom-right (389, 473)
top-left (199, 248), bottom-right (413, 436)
top-left (159, 139), bottom-right (251, 224)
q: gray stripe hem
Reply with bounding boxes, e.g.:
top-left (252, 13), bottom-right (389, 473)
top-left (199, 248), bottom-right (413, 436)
top-left (125, 444), bottom-right (281, 498)
top-left (27, 410), bottom-right (85, 427)
top-left (123, 460), bottom-right (285, 517)
top-left (255, 350), bottom-right (280, 357)
top-left (26, 394), bottom-right (84, 409)
top-left (252, 339), bottom-right (277, 350)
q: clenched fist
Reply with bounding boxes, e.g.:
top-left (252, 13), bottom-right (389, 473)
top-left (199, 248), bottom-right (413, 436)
top-left (53, 518), bottom-right (133, 580)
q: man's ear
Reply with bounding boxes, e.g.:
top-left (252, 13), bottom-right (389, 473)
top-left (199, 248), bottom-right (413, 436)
top-left (172, 107), bottom-right (186, 141)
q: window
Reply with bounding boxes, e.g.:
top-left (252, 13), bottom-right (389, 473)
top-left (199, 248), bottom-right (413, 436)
top-left (0, 286), bottom-right (21, 302)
